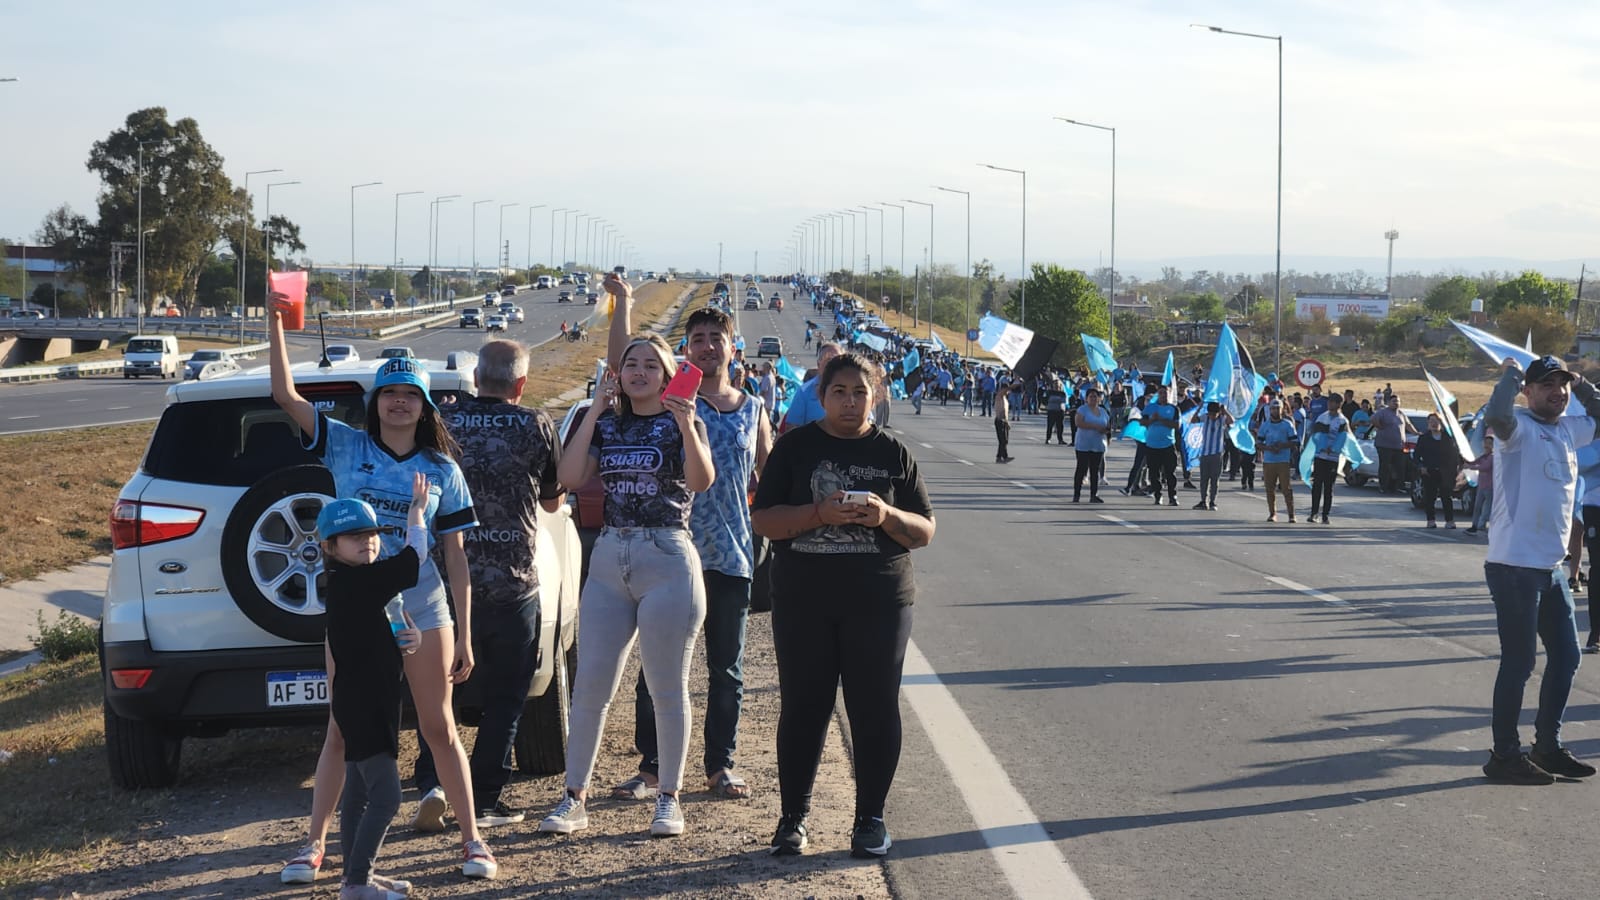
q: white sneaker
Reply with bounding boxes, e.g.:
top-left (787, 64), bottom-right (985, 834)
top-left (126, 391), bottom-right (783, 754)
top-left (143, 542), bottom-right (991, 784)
top-left (538, 794), bottom-right (589, 834)
top-left (461, 839), bottom-right (498, 880)
top-left (650, 793), bottom-right (685, 837)
top-left (411, 787), bottom-right (448, 833)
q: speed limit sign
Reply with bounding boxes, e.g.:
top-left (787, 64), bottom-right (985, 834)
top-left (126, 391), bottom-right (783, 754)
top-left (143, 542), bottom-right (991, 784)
top-left (1295, 359), bottom-right (1325, 389)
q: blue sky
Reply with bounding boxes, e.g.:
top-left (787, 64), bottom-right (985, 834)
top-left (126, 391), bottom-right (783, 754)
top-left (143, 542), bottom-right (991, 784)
top-left (2, 0), bottom-right (1597, 279)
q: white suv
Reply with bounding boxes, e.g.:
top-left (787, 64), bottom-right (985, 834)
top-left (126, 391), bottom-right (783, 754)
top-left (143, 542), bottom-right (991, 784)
top-left (100, 359), bottom-right (581, 788)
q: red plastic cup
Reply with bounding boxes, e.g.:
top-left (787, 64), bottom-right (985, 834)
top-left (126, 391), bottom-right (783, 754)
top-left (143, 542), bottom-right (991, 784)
top-left (269, 271), bottom-right (308, 331)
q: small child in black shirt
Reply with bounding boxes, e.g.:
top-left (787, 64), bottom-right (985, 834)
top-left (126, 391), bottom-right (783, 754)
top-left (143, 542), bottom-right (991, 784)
top-left (318, 473), bottom-right (427, 900)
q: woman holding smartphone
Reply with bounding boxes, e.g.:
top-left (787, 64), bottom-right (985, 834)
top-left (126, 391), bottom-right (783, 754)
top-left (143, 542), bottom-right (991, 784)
top-left (751, 351), bottom-right (936, 859)
top-left (266, 298), bottom-right (498, 883)
top-left (537, 274), bottom-right (714, 838)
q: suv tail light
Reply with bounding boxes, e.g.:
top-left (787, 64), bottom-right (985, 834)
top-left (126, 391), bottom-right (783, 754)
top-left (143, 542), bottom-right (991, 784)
top-left (110, 668), bottom-right (153, 689)
top-left (110, 500), bottom-right (206, 549)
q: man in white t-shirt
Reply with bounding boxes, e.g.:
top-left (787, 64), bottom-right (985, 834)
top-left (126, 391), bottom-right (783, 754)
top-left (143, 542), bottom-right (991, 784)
top-left (1480, 355), bottom-right (1600, 785)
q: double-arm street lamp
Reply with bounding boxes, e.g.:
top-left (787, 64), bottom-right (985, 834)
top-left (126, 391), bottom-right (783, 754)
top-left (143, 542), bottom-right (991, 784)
top-left (933, 186), bottom-right (972, 355)
top-left (429, 194), bottom-right (460, 303)
top-left (980, 163), bottom-right (1027, 326)
top-left (525, 204), bottom-right (546, 272)
top-left (350, 181), bottom-right (383, 309)
top-left (263, 180), bottom-right (300, 307)
top-left (393, 190), bottom-right (422, 306)
top-left (471, 199), bottom-right (493, 287)
top-left (880, 202), bottom-right (907, 328)
top-left (550, 208), bottom-right (568, 269)
top-left (239, 168), bottom-right (282, 319)
top-left (1056, 117), bottom-right (1117, 352)
top-left (1194, 22), bottom-right (1284, 376)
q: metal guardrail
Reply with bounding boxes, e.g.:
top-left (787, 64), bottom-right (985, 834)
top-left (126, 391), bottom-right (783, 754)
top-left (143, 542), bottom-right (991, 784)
top-left (0, 343), bottom-right (269, 384)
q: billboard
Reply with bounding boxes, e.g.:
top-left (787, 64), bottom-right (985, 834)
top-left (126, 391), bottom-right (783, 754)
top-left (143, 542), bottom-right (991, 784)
top-left (1294, 292), bottom-right (1390, 321)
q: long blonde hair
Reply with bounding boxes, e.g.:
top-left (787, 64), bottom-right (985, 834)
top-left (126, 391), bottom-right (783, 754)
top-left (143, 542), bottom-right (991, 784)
top-left (616, 333), bottom-right (677, 421)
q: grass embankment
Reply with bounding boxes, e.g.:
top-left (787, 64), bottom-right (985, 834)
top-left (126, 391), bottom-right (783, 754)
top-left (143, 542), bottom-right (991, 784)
top-left (20, 337), bottom-right (248, 368)
top-left (522, 280), bottom-right (695, 410)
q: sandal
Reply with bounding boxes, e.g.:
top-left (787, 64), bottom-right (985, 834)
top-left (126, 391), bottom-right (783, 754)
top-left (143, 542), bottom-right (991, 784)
top-left (708, 770), bottom-right (751, 800)
top-left (610, 775), bottom-right (656, 801)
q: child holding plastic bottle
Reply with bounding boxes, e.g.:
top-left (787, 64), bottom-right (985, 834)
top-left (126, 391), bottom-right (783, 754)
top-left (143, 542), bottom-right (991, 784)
top-left (319, 473), bottom-right (429, 900)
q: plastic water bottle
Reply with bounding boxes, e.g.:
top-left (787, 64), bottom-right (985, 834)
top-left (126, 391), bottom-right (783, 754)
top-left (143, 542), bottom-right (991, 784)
top-left (383, 597), bottom-right (405, 638)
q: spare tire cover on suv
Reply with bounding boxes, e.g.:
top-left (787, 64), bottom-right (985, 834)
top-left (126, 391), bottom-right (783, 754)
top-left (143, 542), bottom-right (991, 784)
top-left (221, 464), bottom-right (337, 644)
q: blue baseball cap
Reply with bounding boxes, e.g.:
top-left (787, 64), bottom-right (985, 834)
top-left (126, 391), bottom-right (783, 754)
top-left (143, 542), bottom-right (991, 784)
top-left (372, 357), bottom-right (437, 409)
top-left (316, 498), bottom-right (382, 540)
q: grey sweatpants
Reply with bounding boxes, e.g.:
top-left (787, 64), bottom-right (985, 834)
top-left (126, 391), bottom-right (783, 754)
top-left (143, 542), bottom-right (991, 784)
top-left (340, 754), bottom-right (400, 886)
top-left (566, 527), bottom-right (706, 794)
top-left (1199, 454), bottom-right (1223, 504)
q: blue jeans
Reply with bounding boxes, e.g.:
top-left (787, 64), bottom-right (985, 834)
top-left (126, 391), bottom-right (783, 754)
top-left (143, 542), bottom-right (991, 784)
top-left (1484, 563), bottom-right (1581, 756)
top-left (414, 593), bottom-right (540, 811)
top-left (635, 570), bottom-right (750, 778)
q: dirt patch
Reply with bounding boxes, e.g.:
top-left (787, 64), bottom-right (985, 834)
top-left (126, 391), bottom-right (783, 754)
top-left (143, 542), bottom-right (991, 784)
top-left (523, 281), bottom-right (696, 413)
top-left (6, 618), bottom-right (892, 899)
top-left (0, 423), bottom-right (152, 584)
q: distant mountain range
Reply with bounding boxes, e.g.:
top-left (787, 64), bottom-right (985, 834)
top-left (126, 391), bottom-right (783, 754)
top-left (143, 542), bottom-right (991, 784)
top-left (1089, 255), bottom-right (1593, 280)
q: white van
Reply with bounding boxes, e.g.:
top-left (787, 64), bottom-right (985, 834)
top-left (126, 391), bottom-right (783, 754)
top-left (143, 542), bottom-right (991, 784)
top-left (123, 334), bottom-right (181, 379)
top-left (536, 275), bottom-right (554, 290)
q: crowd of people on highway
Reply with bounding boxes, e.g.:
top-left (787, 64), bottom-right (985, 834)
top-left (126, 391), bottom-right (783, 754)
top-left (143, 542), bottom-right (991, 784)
top-left (266, 274), bottom-right (936, 897)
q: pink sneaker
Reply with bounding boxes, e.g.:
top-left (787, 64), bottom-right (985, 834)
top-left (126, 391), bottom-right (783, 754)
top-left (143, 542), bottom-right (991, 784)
top-left (280, 841), bottom-right (323, 884)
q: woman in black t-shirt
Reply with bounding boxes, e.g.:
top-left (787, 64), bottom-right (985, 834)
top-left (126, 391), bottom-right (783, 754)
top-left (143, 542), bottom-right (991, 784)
top-left (752, 352), bottom-right (936, 859)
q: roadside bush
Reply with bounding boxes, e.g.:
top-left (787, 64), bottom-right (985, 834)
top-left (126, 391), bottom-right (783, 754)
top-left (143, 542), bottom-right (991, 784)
top-left (30, 610), bottom-right (98, 662)
top-left (1495, 306), bottom-right (1575, 357)
top-left (1340, 313), bottom-right (1377, 339)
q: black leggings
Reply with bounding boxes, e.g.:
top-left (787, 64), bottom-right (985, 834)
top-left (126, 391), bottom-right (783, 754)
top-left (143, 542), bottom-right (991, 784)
top-left (772, 596), bottom-right (913, 820)
top-left (1074, 450), bottom-right (1104, 499)
top-left (1145, 446), bottom-right (1178, 498)
top-left (1311, 457), bottom-right (1338, 517)
top-left (340, 753), bottom-right (400, 886)
top-left (1584, 506), bottom-right (1600, 645)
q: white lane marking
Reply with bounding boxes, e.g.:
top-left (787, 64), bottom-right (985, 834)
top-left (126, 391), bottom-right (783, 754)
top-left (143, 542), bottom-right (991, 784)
top-left (68, 398), bottom-right (87, 403)
top-left (919, 441), bottom-right (933, 449)
top-left (0, 416), bottom-right (159, 436)
top-left (1010, 480), bottom-right (1031, 490)
top-left (8, 415), bottom-right (40, 420)
top-left (1265, 575), bottom-right (1349, 606)
top-left (1098, 514), bottom-right (1140, 530)
top-left (958, 459), bottom-right (975, 466)
top-left (107, 405), bottom-right (131, 410)
top-left (903, 640), bottom-right (1095, 900)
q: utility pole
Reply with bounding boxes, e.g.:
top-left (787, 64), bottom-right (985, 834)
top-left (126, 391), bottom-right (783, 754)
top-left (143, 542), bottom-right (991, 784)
top-left (1384, 229), bottom-right (1399, 298)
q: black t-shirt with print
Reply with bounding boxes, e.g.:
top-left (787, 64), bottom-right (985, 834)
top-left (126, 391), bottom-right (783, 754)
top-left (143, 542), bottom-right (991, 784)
top-left (753, 423), bottom-right (934, 607)
top-left (590, 409), bottom-right (707, 529)
top-left (446, 395), bottom-right (562, 604)
top-left (326, 547), bottom-right (418, 762)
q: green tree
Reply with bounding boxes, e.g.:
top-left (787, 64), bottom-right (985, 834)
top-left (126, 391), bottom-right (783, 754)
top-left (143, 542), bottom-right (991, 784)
top-left (1496, 306), bottom-right (1574, 357)
top-left (86, 108), bottom-right (236, 312)
top-left (1001, 264), bottom-right (1109, 367)
top-left (1487, 270), bottom-right (1574, 316)
top-left (0, 240), bottom-right (23, 299)
top-left (1114, 312), bottom-right (1168, 357)
top-left (1422, 275), bottom-right (1478, 317)
top-left (1184, 291), bottom-right (1226, 322)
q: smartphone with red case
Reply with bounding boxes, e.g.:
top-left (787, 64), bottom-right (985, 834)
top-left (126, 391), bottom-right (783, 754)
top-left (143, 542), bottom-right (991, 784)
top-left (663, 361), bottom-right (703, 401)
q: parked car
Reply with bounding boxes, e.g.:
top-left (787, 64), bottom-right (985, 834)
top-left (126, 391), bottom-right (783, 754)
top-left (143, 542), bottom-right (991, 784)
top-left (100, 359), bottom-right (581, 788)
top-left (323, 344), bottom-right (360, 364)
top-left (182, 349), bottom-right (239, 381)
top-left (557, 290), bottom-right (573, 303)
top-left (485, 313), bottom-right (508, 332)
top-left (756, 336), bottom-right (782, 358)
top-left (459, 308), bottom-right (484, 328)
top-left (379, 346), bottom-right (415, 359)
top-left (1348, 408), bottom-right (1432, 488)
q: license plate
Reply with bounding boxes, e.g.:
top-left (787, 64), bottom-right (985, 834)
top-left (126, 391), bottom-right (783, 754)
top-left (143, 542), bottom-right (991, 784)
top-left (266, 670), bottom-right (328, 707)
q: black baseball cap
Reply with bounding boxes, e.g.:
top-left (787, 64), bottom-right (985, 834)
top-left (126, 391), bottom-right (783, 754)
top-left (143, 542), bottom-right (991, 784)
top-left (1525, 355), bottom-right (1577, 385)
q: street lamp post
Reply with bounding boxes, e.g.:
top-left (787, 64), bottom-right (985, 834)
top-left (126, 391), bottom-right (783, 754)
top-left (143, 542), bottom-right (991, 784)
top-left (240, 168), bottom-right (282, 326)
top-left (572, 214), bottom-right (589, 273)
top-left (881, 202), bottom-right (907, 328)
top-left (859, 206), bottom-right (884, 313)
top-left (393, 190), bottom-right (422, 307)
top-left (471, 199), bottom-right (493, 289)
top-left (498, 203), bottom-right (518, 283)
top-left (980, 164), bottom-right (1028, 327)
top-left (933, 186), bottom-right (972, 356)
top-left (550, 208), bottom-right (568, 270)
top-left (1195, 23), bottom-right (1283, 376)
top-left (904, 199), bottom-right (935, 341)
top-left (525, 204), bottom-right (546, 273)
top-left (839, 210), bottom-right (862, 298)
top-left (429, 195), bottom-right (459, 303)
top-left (135, 138), bottom-right (156, 330)
top-left (263, 181), bottom-right (300, 307)
top-left (1056, 117), bottom-right (1117, 352)
top-left (350, 181), bottom-right (382, 311)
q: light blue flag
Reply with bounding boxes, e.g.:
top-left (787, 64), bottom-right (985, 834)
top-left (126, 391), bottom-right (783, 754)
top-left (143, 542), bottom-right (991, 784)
top-left (1451, 319), bottom-right (1583, 416)
top-left (1130, 379), bottom-right (1146, 403)
top-left (1204, 323), bottom-right (1259, 420)
top-left (857, 331), bottom-right (887, 351)
top-left (1298, 429), bottom-right (1371, 485)
top-left (903, 348), bottom-right (921, 374)
top-left (1227, 372), bottom-right (1270, 455)
top-left (1081, 333), bottom-right (1117, 375)
top-left (1181, 408), bottom-right (1205, 469)
top-left (1121, 408), bottom-right (1147, 442)
top-left (1161, 352), bottom-right (1174, 389)
top-left (929, 332), bottom-right (948, 352)
top-left (775, 355), bottom-right (802, 385)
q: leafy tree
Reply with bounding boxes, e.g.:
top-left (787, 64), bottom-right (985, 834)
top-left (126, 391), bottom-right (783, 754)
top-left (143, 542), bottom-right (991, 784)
top-left (411, 266), bottom-right (432, 292)
top-left (1001, 264), bottom-right (1109, 367)
top-left (1423, 275), bottom-right (1478, 317)
top-left (0, 240), bottom-right (23, 298)
top-left (1487, 270), bottom-right (1574, 317)
top-left (1496, 306), bottom-right (1574, 357)
top-left (86, 107), bottom-right (236, 311)
top-left (1114, 312), bottom-right (1167, 357)
top-left (1184, 291), bottom-right (1226, 322)
top-left (1338, 312), bottom-right (1378, 339)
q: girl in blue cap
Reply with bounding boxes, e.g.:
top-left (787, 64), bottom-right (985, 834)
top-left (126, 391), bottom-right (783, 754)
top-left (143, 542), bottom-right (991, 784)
top-left (317, 475), bottom-right (427, 900)
top-left (267, 297), bottom-right (497, 884)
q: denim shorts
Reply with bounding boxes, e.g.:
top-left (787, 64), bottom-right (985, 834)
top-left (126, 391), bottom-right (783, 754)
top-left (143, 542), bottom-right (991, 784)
top-left (400, 560), bottom-right (454, 632)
